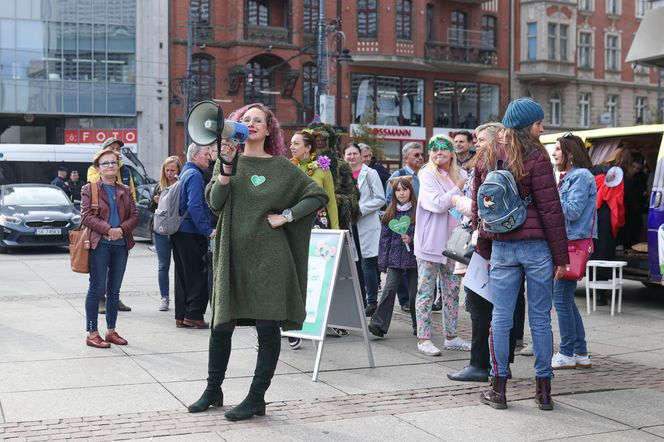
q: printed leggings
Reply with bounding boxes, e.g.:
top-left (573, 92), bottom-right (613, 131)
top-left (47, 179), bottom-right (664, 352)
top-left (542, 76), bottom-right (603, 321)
top-left (415, 258), bottom-right (461, 339)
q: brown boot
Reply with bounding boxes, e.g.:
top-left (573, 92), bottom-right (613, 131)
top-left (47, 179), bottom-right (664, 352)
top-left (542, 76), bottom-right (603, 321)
top-left (479, 376), bottom-right (507, 409)
top-left (535, 377), bottom-right (554, 410)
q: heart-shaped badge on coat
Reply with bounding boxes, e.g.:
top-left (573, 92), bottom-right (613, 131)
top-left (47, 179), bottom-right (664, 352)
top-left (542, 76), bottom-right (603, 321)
top-left (388, 216), bottom-right (411, 234)
top-left (251, 175), bottom-right (266, 186)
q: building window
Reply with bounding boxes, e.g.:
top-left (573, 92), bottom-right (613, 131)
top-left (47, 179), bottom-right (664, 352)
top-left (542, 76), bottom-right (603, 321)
top-left (606, 34), bottom-right (619, 71)
top-left (635, 96), bottom-right (648, 124)
top-left (607, 94), bottom-right (619, 125)
top-left (352, 74), bottom-right (424, 126)
top-left (433, 80), bottom-right (499, 128)
top-left (190, 54), bottom-right (215, 102)
top-left (190, 0), bottom-right (210, 24)
top-left (357, 0), bottom-right (378, 39)
top-left (426, 4), bottom-right (435, 41)
top-left (303, 0), bottom-right (319, 34)
top-left (450, 11), bottom-right (467, 45)
top-left (606, 0), bottom-right (620, 15)
top-left (549, 91), bottom-right (562, 126)
top-left (302, 63), bottom-right (317, 122)
top-left (244, 59), bottom-right (274, 107)
top-left (579, 0), bottom-right (594, 11)
top-left (636, 0), bottom-right (648, 18)
top-left (481, 15), bottom-right (497, 49)
top-left (247, 0), bottom-right (269, 26)
top-left (548, 23), bottom-right (569, 61)
top-left (396, 0), bottom-right (412, 40)
top-left (527, 23), bottom-right (537, 60)
top-left (579, 93), bottom-right (591, 128)
top-left (578, 31), bottom-right (593, 68)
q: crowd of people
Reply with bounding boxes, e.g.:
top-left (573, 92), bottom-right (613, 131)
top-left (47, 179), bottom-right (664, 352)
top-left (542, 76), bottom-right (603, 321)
top-left (74, 97), bottom-right (646, 420)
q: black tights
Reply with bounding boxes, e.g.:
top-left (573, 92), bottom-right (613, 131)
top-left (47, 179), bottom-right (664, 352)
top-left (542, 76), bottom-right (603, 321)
top-left (214, 319), bottom-right (280, 333)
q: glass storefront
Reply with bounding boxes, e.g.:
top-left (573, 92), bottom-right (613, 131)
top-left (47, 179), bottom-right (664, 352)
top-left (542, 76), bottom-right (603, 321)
top-left (351, 74), bottom-right (424, 126)
top-left (0, 0), bottom-right (136, 115)
top-left (434, 81), bottom-right (499, 128)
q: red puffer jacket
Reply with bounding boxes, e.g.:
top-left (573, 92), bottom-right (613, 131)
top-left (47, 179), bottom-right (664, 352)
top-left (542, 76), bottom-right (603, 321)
top-left (471, 146), bottom-right (569, 266)
top-left (81, 181), bottom-right (139, 250)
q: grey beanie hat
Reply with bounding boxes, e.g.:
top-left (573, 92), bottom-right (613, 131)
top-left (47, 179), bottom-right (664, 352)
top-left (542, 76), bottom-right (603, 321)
top-left (502, 98), bottom-right (545, 129)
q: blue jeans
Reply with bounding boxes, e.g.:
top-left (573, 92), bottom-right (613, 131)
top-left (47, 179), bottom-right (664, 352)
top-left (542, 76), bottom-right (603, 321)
top-left (85, 243), bottom-right (128, 332)
top-left (154, 233), bottom-right (172, 300)
top-left (553, 279), bottom-right (587, 357)
top-left (489, 239), bottom-right (554, 378)
top-left (362, 256), bottom-right (379, 306)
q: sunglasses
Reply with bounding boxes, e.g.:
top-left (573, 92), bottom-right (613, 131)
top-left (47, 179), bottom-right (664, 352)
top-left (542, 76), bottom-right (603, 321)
top-left (563, 132), bottom-right (574, 139)
top-left (412, 153), bottom-right (423, 158)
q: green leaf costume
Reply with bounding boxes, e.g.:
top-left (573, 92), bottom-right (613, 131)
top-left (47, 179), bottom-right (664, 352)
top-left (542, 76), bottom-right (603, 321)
top-left (205, 155), bottom-right (328, 331)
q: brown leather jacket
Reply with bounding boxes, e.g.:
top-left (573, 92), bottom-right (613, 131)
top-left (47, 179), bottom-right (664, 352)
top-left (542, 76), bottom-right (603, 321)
top-left (472, 147), bottom-right (569, 267)
top-left (81, 181), bottom-right (139, 250)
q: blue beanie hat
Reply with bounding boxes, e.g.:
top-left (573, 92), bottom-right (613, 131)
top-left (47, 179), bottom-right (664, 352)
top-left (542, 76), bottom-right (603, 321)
top-left (502, 98), bottom-right (545, 129)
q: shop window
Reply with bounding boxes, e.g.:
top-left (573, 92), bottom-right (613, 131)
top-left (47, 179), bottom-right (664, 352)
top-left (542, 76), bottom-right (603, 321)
top-left (351, 74), bottom-right (423, 126)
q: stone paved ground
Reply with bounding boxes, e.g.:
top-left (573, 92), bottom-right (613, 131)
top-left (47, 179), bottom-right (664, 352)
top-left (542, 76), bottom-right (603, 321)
top-left (2, 312), bottom-right (664, 442)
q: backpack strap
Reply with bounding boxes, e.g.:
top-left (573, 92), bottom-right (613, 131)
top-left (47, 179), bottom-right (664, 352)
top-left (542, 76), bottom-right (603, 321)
top-left (398, 168), bottom-right (406, 177)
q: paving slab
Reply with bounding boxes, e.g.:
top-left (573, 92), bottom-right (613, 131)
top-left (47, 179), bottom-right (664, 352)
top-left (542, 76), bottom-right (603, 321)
top-left (133, 432), bottom-right (225, 441)
top-left (0, 383), bottom-right (182, 421)
top-left (556, 389), bottom-right (664, 428)
top-left (397, 400), bottom-right (629, 442)
top-left (165, 372), bottom-right (347, 407)
top-left (642, 425), bottom-right (664, 438)
top-left (132, 348), bottom-right (300, 383)
top-left (219, 414), bottom-right (441, 442)
top-left (556, 429), bottom-right (663, 441)
top-left (0, 356), bottom-right (155, 392)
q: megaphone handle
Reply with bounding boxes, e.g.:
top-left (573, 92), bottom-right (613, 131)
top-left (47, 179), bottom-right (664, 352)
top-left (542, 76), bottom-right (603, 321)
top-left (219, 155), bottom-right (238, 177)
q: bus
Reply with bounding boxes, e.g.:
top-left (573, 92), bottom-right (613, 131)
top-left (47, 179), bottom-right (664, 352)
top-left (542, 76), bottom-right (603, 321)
top-left (540, 124), bottom-right (664, 285)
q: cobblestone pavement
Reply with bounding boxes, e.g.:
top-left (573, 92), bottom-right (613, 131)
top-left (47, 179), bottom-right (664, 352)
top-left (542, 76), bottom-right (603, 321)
top-left (2, 309), bottom-right (664, 442)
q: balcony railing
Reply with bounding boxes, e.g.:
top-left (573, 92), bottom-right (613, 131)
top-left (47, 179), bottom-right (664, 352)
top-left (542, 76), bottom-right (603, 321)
top-left (425, 29), bottom-right (497, 67)
top-left (246, 25), bottom-right (291, 44)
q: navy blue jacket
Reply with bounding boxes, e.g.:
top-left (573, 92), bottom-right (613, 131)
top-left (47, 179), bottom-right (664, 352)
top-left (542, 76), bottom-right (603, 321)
top-left (377, 208), bottom-right (417, 272)
top-left (178, 162), bottom-right (213, 237)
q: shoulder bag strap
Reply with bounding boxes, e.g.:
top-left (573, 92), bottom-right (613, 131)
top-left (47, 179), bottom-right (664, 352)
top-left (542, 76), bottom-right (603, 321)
top-left (91, 182), bottom-right (99, 215)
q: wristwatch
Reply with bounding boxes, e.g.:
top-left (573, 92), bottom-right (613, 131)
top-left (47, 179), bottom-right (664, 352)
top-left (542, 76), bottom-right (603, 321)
top-left (281, 208), bottom-right (294, 223)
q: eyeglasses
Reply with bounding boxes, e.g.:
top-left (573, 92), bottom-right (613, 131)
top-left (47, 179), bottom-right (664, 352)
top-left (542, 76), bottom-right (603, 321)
top-left (240, 117), bottom-right (266, 125)
top-left (99, 160), bottom-right (119, 168)
top-left (563, 132), bottom-right (574, 139)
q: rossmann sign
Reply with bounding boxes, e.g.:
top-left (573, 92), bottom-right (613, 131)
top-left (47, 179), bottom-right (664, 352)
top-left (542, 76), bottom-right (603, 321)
top-left (350, 124), bottom-right (426, 141)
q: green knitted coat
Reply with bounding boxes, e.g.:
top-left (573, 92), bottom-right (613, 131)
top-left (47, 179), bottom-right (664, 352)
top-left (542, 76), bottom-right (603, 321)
top-left (205, 155), bottom-right (328, 331)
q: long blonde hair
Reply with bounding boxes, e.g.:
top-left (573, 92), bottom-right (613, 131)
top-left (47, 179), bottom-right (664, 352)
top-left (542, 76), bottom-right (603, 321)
top-left (425, 134), bottom-right (462, 184)
top-left (159, 156), bottom-right (182, 190)
top-left (469, 122), bottom-right (505, 171)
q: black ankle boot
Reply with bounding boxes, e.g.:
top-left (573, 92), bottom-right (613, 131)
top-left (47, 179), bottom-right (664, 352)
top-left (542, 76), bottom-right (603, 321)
top-left (188, 330), bottom-right (232, 413)
top-left (479, 376), bottom-right (507, 409)
top-left (225, 325), bottom-right (281, 421)
top-left (535, 376), bottom-right (554, 410)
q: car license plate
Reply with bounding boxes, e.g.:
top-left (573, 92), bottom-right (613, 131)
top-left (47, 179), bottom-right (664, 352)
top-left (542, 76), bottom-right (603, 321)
top-left (36, 228), bottom-right (61, 235)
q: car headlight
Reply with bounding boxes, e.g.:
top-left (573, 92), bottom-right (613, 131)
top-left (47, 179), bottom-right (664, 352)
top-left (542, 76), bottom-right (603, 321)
top-left (0, 214), bottom-right (21, 226)
top-left (71, 214), bottom-right (81, 224)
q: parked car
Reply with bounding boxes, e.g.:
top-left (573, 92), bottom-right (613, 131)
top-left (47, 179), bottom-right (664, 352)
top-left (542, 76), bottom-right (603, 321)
top-left (134, 182), bottom-right (156, 241)
top-left (0, 184), bottom-right (81, 252)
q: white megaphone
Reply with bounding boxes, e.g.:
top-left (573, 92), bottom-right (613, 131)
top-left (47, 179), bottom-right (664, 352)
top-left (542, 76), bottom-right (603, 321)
top-left (186, 100), bottom-right (249, 146)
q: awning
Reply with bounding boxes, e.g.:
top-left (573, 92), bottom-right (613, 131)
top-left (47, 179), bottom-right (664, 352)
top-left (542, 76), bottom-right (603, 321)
top-left (626, 7), bottom-right (664, 68)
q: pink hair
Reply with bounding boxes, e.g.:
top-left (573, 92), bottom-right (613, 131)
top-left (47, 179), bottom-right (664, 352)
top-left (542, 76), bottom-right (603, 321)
top-left (228, 103), bottom-right (285, 156)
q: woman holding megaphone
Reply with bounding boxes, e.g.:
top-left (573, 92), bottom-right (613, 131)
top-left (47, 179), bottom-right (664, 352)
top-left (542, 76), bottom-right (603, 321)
top-left (188, 103), bottom-right (328, 421)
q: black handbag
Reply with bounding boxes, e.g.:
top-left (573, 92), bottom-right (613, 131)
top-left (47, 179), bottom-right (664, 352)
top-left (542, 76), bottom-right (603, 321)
top-left (443, 222), bottom-right (475, 265)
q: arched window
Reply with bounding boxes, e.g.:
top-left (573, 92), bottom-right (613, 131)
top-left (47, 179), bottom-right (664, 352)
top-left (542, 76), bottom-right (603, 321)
top-left (248, 0), bottom-right (269, 26)
top-left (450, 11), bottom-right (467, 45)
top-left (244, 58), bottom-right (275, 107)
top-left (302, 63), bottom-right (318, 122)
top-left (190, 0), bottom-right (210, 24)
top-left (549, 91), bottom-right (561, 126)
top-left (190, 54), bottom-right (215, 102)
top-left (396, 0), bottom-right (412, 40)
top-left (480, 15), bottom-right (497, 49)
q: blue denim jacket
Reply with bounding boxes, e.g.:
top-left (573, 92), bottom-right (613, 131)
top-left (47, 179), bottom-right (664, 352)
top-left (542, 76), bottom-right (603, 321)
top-left (558, 167), bottom-right (597, 240)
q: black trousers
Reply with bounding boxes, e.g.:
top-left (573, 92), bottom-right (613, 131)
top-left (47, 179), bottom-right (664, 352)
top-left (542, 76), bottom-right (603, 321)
top-left (171, 231), bottom-right (209, 321)
top-left (370, 267), bottom-right (417, 333)
top-left (467, 284), bottom-right (520, 369)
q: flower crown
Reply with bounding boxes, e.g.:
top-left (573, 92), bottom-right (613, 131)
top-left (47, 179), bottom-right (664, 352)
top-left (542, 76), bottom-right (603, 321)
top-left (428, 137), bottom-right (454, 152)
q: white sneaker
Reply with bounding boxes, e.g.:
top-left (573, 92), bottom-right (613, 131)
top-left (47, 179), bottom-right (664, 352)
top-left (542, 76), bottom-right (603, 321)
top-left (574, 353), bottom-right (592, 368)
top-left (520, 343), bottom-right (533, 356)
top-left (444, 337), bottom-right (471, 351)
top-left (417, 340), bottom-right (442, 356)
top-left (552, 352), bottom-right (577, 369)
top-left (159, 299), bottom-right (169, 311)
